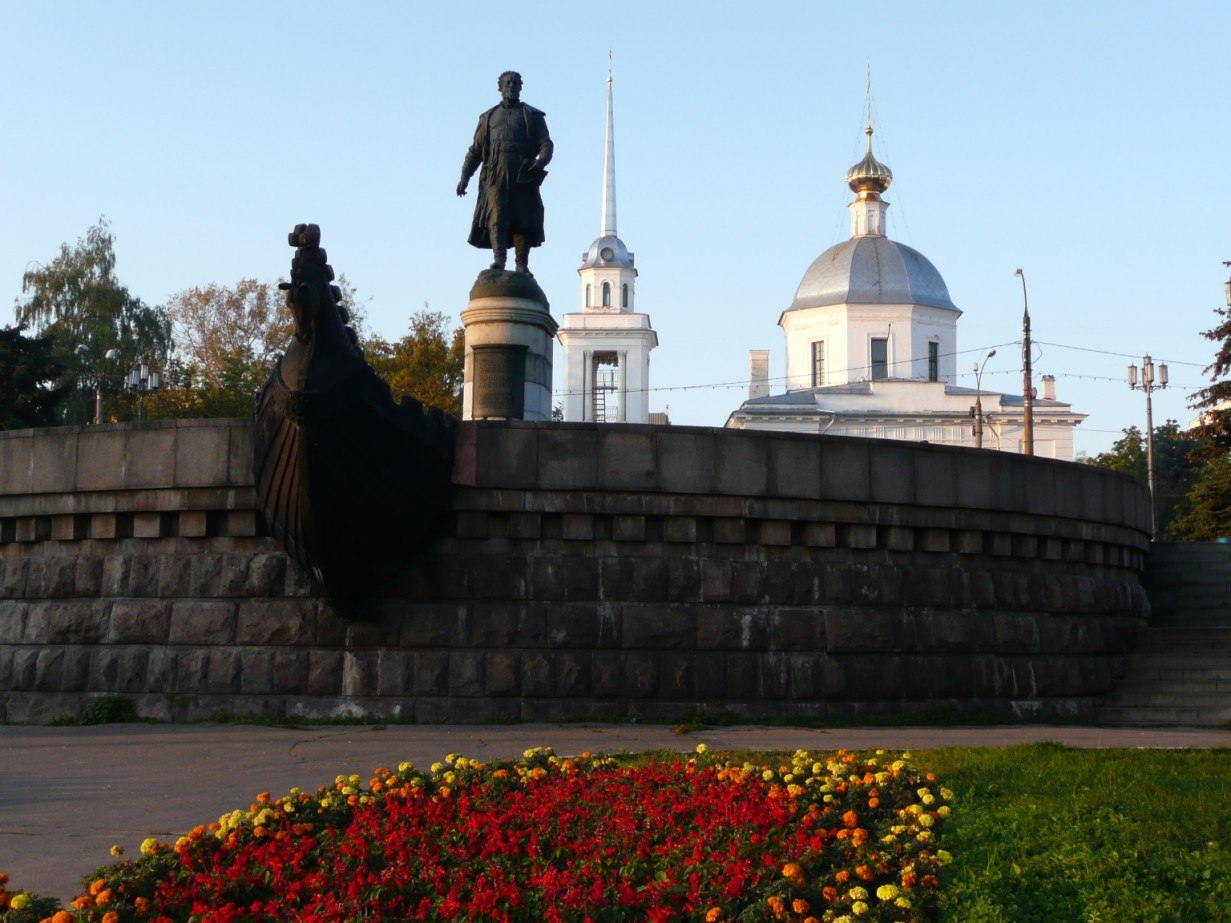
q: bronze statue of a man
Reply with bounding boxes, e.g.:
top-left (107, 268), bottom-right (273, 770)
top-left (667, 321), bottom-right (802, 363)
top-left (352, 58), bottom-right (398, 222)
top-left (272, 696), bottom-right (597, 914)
top-left (457, 71), bottom-right (553, 274)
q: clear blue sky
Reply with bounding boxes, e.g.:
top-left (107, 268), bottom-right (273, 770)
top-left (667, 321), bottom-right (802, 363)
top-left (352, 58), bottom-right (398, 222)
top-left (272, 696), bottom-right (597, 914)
top-left (3, 1), bottom-right (1228, 454)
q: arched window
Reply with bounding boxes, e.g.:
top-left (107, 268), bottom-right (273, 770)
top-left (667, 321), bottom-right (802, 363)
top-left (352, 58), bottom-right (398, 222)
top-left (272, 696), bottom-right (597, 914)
top-left (585, 284), bottom-right (591, 308)
top-left (622, 283), bottom-right (629, 308)
top-left (602, 282), bottom-right (611, 307)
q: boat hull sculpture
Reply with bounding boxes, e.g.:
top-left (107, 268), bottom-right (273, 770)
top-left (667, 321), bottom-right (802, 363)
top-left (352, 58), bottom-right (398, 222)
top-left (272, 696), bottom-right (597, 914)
top-left (253, 225), bottom-right (456, 615)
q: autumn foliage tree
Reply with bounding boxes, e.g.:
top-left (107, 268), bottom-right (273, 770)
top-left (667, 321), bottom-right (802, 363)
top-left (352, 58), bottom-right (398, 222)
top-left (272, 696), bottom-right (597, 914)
top-left (365, 309), bottom-right (465, 416)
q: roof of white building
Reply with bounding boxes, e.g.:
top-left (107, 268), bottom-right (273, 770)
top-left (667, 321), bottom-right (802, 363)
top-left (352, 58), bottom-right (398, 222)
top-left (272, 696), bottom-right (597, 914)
top-left (786, 236), bottom-right (959, 314)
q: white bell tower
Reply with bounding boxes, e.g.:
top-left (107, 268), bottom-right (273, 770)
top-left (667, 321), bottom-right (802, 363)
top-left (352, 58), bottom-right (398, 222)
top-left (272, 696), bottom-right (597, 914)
top-left (557, 65), bottom-right (658, 423)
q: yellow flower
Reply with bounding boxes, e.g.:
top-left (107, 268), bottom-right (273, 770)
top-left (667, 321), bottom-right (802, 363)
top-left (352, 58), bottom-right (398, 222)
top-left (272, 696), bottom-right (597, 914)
top-left (876, 884), bottom-right (900, 900)
top-left (140, 836), bottom-right (161, 856)
top-left (895, 896), bottom-right (913, 909)
top-left (109, 844), bottom-right (124, 857)
top-left (917, 814), bottom-right (934, 828)
top-left (852, 901), bottom-right (869, 916)
top-left (848, 886), bottom-right (868, 900)
top-left (9, 893), bottom-right (30, 910)
top-left (936, 849), bottom-right (953, 865)
top-left (695, 743), bottom-right (708, 754)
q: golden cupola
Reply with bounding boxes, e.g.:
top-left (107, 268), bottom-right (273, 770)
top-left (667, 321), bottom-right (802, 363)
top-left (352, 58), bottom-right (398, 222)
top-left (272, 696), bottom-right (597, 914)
top-left (845, 125), bottom-right (893, 198)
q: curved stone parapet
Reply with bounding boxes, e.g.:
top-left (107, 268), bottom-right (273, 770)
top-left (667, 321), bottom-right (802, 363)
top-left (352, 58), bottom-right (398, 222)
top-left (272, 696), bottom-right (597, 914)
top-left (0, 418), bottom-right (1151, 723)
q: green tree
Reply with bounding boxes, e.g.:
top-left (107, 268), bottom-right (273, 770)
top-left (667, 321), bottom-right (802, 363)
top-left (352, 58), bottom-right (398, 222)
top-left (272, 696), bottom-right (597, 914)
top-left (1189, 300), bottom-right (1231, 454)
top-left (1168, 454), bottom-right (1231, 540)
top-left (365, 309), bottom-right (465, 416)
top-left (1086, 421), bottom-right (1202, 537)
top-left (0, 324), bottom-right (70, 429)
top-left (14, 218), bottom-right (170, 423)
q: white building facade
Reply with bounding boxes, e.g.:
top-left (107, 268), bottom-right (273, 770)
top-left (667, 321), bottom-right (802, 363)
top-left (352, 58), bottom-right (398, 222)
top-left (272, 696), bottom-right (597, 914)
top-left (557, 73), bottom-right (658, 423)
top-left (727, 125), bottom-right (1085, 460)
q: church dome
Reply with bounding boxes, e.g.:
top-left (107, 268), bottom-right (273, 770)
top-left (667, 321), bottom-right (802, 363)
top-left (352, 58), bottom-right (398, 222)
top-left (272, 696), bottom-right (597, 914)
top-left (579, 233), bottom-right (634, 270)
top-left (787, 236), bottom-right (959, 313)
top-left (845, 126), bottom-right (893, 195)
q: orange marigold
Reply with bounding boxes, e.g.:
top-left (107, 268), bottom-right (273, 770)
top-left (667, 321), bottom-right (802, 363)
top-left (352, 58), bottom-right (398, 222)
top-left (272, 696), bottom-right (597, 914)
top-left (852, 828), bottom-right (870, 846)
top-left (781, 863), bottom-right (804, 883)
top-left (72, 896), bottom-right (93, 910)
top-left (835, 870), bottom-right (850, 884)
top-left (53, 912), bottom-right (74, 923)
top-left (792, 898), bottom-right (810, 913)
top-left (822, 886), bottom-right (839, 902)
top-left (95, 889), bottom-right (113, 906)
top-left (705, 908), bottom-right (722, 922)
top-left (89, 879), bottom-right (106, 895)
top-left (856, 865), bottom-right (875, 881)
top-left (103, 913), bottom-right (120, 923)
top-left (842, 810), bottom-right (859, 828)
top-left (921, 874), bottom-right (940, 888)
top-left (867, 797), bottom-right (880, 809)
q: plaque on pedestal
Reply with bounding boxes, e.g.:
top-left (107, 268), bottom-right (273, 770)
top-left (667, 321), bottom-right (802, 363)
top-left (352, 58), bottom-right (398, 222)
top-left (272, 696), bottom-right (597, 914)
top-left (471, 344), bottom-right (528, 420)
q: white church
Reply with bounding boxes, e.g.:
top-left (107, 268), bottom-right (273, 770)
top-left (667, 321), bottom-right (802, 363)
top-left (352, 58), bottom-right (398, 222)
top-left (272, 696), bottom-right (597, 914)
top-left (556, 73), bottom-right (658, 424)
top-left (724, 124), bottom-right (1086, 459)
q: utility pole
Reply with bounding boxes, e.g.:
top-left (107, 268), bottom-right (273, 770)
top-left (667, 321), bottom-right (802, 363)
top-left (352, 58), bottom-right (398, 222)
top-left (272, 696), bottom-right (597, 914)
top-left (973, 348), bottom-right (996, 449)
top-left (1015, 268), bottom-right (1034, 455)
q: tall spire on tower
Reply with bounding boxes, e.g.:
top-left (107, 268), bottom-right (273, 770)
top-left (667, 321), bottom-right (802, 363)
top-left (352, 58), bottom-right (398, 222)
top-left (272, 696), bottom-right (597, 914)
top-left (601, 50), bottom-right (617, 237)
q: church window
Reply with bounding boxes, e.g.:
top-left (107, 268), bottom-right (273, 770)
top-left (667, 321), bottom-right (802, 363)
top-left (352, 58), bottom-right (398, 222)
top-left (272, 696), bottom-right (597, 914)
top-left (811, 341), bottom-right (826, 387)
top-left (871, 338), bottom-right (888, 380)
top-left (928, 342), bottom-right (939, 382)
top-left (622, 283), bottom-right (629, 308)
top-left (602, 282), bottom-right (611, 307)
top-left (586, 284), bottom-right (592, 308)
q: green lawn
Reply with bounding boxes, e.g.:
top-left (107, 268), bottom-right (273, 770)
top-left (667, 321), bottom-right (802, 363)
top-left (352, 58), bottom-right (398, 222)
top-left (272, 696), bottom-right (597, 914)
top-left (923, 742), bottom-right (1231, 922)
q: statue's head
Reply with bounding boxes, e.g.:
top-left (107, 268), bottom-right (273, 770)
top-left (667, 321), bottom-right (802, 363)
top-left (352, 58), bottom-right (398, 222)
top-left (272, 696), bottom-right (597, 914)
top-left (498, 71), bottom-right (523, 104)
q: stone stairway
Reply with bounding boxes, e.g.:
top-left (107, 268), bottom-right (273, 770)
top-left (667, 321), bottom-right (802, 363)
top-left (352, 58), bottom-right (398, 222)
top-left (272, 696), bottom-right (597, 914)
top-left (1097, 542), bottom-right (1231, 727)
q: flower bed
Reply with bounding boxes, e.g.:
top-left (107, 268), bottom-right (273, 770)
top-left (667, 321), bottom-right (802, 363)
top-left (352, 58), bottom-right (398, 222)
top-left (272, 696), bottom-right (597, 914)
top-left (0, 747), bottom-right (951, 922)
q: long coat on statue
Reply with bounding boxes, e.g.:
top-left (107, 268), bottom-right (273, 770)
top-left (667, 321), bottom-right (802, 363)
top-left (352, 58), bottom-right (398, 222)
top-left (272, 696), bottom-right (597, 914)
top-left (461, 102), bottom-right (553, 249)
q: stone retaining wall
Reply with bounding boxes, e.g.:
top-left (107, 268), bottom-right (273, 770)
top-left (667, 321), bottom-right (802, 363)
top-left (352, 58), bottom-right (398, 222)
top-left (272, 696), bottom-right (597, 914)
top-left (0, 417), bottom-right (1151, 723)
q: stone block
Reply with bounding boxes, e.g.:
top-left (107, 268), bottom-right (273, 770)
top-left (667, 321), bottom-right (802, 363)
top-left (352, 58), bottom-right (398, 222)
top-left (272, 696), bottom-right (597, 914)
top-left (245, 553), bottom-right (287, 596)
top-left (27, 601), bottom-right (106, 645)
top-left (839, 524), bottom-right (877, 549)
top-left (612, 515), bottom-right (646, 542)
top-left (207, 650), bottom-right (240, 694)
top-left (174, 649), bottom-right (210, 693)
top-left (464, 424), bottom-right (535, 489)
top-left (22, 558), bottom-right (47, 596)
top-left (466, 603), bottom-right (519, 647)
top-left (236, 600), bottom-right (315, 645)
top-left (15, 518), bottom-right (43, 543)
top-left (33, 648), bottom-right (65, 692)
top-left (0, 559), bottom-right (24, 600)
top-left (108, 600), bottom-right (172, 644)
top-left (561, 514), bottom-right (594, 541)
top-left (554, 652), bottom-right (591, 696)
top-left (157, 555), bottom-right (194, 597)
top-left (758, 521), bottom-right (792, 546)
top-left (914, 450), bottom-right (957, 508)
top-left (396, 603), bottom-right (465, 648)
top-left (917, 610), bottom-right (991, 653)
top-left (819, 439), bottom-right (870, 502)
top-left (870, 445), bottom-right (916, 505)
top-left (763, 561), bottom-right (798, 605)
top-left (711, 518), bottom-right (745, 544)
top-left (50, 515), bottom-right (86, 542)
top-left (585, 652), bottom-right (624, 697)
top-left (537, 427), bottom-right (600, 490)
top-left (221, 510), bottom-right (258, 538)
top-left (656, 430), bottom-right (717, 493)
top-left (75, 431), bottom-right (126, 492)
top-left (307, 650), bottom-right (343, 697)
top-left (624, 653), bottom-right (659, 697)
top-left (125, 555), bottom-right (160, 597)
top-left (954, 453), bottom-right (994, 509)
top-left (454, 511), bottom-right (488, 538)
top-left (70, 556), bottom-right (100, 598)
top-left (659, 653), bottom-right (693, 697)
top-left (239, 650), bottom-right (273, 694)
top-left (169, 601), bottom-right (237, 644)
top-left (885, 527), bottom-right (914, 551)
top-left (731, 560), bottom-right (765, 604)
top-left (507, 512), bottom-right (541, 540)
top-left (663, 517), bottom-right (697, 543)
top-left (0, 601), bottom-right (26, 643)
top-left (60, 647), bottom-right (92, 692)
top-left (770, 607), bottom-right (824, 651)
top-left (626, 558), bottom-right (666, 602)
top-left (520, 652), bottom-right (553, 696)
top-left (0, 647), bottom-right (13, 688)
top-left (44, 556), bottom-right (78, 598)
top-left (599, 428), bottom-right (657, 491)
top-left (802, 522), bottom-right (836, 547)
top-left (410, 651), bottom-right (448, 695)
top-left (530, 556), bottom-right (598, 601)
top-left (1012, 535), bottom-right (1039, 558)
top-left (91, 514), bottom-right (120, 541)
top-left (919, 529), bottom-right (951, 553)
top-left (13, 648), bottom-right (39, 688)
top-left (622, 604), bottom-right (696, 649)
top-left (29, 431), bottom-right (78, 493)
top-left (175, 423), bottom-right (231, 487)
top-left (987, 533), bottom-right (1013, 556)
top-left (699, 560), bottom-right (731, 602)
top-left (270, 650), bottom-right (309, 694)
top-left (145, 648), bottom-right (177, 691)
top-left (123, 428), bottom-right (177, 489)
top-left (956, 531), bottom-right (983, 554)
top-left (548, 603), bottom-right (610, 649)
top-left (768, 437), bottom-right (821, 499)
top-left (483, 652), bottom-right (519, 696)
top-left (178, 510), bottom-right (210, 538)
top-left (218, 555), bottom-right (252, 596)
top-left (824, 608), bottom-right (914, 653)
top-left (342, 650), bottom-right (379, 697)
top-left (715, 435), bottom-right (770, 496)
top-left (0, 434), bottom-right (31, 494)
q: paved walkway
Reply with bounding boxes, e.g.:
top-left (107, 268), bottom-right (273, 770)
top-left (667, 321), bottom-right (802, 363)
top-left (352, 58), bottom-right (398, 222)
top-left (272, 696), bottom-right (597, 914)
top-left (3, 722), bottom-right (1230, 902)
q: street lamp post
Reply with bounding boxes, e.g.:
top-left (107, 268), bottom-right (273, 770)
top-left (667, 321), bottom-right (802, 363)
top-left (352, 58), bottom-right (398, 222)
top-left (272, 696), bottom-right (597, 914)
top-left (1014, 268), bottom-right (1034, 455)
top-left (1127, 355), bottom-right (1168, 539)
top-left (972, 348), bottom-right (997, 449)
top-left (126, 360), bottom-right (161, 422)
top-left (96, 348), bottom-right (119, 424)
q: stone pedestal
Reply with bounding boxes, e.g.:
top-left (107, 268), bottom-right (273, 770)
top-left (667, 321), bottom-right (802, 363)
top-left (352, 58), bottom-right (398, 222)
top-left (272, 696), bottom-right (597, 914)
top-left (461, 270), bottom-right (558, 421)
